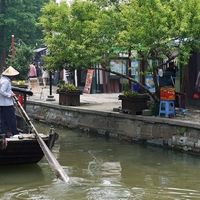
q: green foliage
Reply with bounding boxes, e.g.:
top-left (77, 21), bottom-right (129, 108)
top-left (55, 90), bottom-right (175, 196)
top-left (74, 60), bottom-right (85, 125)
top-left (57, 79), bottom-right (65, 88)
top-left (6, 45), bottom-right (34, 80)
top-left (122, 90), bottom-right (139, 97)
top-left (58, 83), bottom-right (78, 92)
top-left (0, 0), bottom-right (49, 72)
top-left (39, 1), bottom-right (115, 70)
top-left (176, 128), bottom-right (188, 136)
top-left (148, 100), bottom-right (160, 116)
top-left (58, 79), bottom-right (65, 85)
top-left (38, 0), bottom-right (200, 100)
top-left (123, 82), bottom-right (129, 91)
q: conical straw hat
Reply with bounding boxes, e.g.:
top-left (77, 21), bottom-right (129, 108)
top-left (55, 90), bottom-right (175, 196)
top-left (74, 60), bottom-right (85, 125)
top-left (2, 66), bottom-right (19, 76)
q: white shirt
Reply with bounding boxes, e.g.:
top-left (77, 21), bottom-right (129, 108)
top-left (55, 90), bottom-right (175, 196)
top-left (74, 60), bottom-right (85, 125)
top-left (42, 70), bottom-right (49, 79)
top-left (0, 76), bottom-right (14, 106)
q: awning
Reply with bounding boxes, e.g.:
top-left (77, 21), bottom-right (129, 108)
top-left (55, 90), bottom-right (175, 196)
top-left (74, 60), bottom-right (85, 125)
top-left (33, 47), bottom-right (47, 53)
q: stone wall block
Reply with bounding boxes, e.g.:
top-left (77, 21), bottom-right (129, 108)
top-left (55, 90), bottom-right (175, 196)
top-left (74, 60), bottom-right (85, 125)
top-left (117, 120), bottom-right (138, 138)
top-left (139, 123), bottom-right (153, 140)
top-left (185, 140), bottom-right (194, 148)
top-left (194, 139), bottom-right (200, 148)
top-left (147, 138), bottom-right (163, 146)
top-left (188, 130), bottom-right (200, 139)
top-left (26, 102), bottom-right (200, 156)
top-left (152, 124), bottom-right (163, 138)
top-left (178, 136), bottom-right (188, 146)
top-left (168, 138), bottom-right (173, 147)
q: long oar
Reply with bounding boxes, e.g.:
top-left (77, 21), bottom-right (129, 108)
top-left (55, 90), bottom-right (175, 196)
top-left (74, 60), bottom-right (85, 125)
top-left (13, 96), bottom-right (70, 183)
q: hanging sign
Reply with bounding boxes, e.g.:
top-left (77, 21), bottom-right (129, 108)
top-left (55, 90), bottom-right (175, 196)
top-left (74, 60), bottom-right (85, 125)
top-left (83, 69), bottom-right (94, 94)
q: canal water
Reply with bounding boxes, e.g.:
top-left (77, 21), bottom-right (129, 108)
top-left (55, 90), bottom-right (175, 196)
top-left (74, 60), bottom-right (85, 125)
top-left (0, 122), bottom-right (200, 200)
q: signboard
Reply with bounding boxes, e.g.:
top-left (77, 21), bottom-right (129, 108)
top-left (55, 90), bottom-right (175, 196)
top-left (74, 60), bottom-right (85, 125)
top-left (83, 69), bottom-right (94, 94)
top-left (29, 78), bottom-right (40, 93)
top-left (131, 60), bottom-right (139, 76)
top-left (110, 59), bottom-right (127, 76)
top-left (145, 75), bottom-right (159, 92)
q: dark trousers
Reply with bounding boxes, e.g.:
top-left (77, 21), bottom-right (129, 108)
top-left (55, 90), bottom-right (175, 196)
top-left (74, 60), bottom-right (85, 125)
top-left (1, 106), bottom-right (19, 135)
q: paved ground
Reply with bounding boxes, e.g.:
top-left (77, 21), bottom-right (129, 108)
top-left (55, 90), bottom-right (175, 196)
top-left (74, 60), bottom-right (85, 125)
top-left (28, 86), bottom-right (121, 112)
top-left (27, 85), bottom-right (200, 124)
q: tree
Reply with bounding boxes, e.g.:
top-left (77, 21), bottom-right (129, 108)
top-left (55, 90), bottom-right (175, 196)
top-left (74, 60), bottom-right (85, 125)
top-left (0, 0), bottom-right (50, 73)
top-left (39, 1), bottom-right (101, 71)
top-left (6, 45), bottom-right (35, 80)
top-left (39, 0), bottom-right (200, 102)
top-left (114, 0), bottom-right (200, 99)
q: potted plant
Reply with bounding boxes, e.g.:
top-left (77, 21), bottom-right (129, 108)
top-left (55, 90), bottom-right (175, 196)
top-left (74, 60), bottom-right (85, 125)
top-left (118, 88), bottom-right (150, 115)
top-left (57, 83), bottom-right (82, 106)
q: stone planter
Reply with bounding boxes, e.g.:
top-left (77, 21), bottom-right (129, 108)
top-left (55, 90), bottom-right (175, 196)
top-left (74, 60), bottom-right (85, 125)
top-left (118, 94), bottom-right (149, 115)
top-left (58, 90), bottom-right (82, 106)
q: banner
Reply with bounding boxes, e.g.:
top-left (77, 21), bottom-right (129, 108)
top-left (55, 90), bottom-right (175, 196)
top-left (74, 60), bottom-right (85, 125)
top-left (84, 69), bottom-right (94, 94)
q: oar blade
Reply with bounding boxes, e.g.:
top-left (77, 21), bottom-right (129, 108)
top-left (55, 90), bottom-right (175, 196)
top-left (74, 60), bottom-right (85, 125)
top-left (37, 135), bottom-right (70, 183)
top-left (13, 96), bottom-right (70, 183)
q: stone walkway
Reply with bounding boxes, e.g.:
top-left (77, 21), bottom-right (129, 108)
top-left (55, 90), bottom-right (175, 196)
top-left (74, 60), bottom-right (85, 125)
top-left (27, 85), bottom-right (200, 124)
top-left (28, 86), bottom-right (121, 112)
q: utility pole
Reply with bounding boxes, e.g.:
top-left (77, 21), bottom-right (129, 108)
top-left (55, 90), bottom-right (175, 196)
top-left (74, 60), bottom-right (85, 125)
top-left (46, 71), bottom-right (55, 101)
top-left (11, 35), bottom-right (14, 60)
top-left (45, 49), bottom-right (55, 101)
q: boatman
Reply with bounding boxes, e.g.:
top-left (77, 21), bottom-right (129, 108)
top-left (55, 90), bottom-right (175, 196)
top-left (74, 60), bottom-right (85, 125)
top-left (0, 66), bottom-right (19, 138)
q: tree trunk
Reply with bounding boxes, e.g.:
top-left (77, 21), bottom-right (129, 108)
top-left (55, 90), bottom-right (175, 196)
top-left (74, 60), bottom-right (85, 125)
top-left (0, 51), bottom-right (4, 74)
top-left (128, 48), bottom-right (132, 89)
top-left (0, 0), bottom-right (5, 73)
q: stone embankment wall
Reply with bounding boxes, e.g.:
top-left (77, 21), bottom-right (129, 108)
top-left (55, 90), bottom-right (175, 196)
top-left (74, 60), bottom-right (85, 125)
top-left (26, 101), bottom-right (200, 155)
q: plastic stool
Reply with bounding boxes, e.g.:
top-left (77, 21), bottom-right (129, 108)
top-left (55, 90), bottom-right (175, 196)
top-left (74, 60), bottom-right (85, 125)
top-left (159, 100), bottom-right (175, 117)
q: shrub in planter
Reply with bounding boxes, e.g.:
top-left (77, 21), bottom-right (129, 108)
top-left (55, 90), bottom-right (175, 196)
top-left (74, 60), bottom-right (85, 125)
top-left (57, 83), bottom-right (82, 106)
top-left (119, 90), bottom-right (149, 115)
top-left (57, 83), bottom-right (78, 92)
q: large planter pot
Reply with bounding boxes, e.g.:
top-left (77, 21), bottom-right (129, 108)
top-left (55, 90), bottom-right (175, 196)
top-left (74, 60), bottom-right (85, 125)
top-left (58, 90), bottom-right (82, 106)
top-left (118, 94), bottom-right (149, 115)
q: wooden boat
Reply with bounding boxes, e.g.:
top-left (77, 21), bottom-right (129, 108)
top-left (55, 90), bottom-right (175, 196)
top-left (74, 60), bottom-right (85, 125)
top-left (0, 131), bottom-right (58, 165)
top-left (0, 86), bottom-right (59, 165)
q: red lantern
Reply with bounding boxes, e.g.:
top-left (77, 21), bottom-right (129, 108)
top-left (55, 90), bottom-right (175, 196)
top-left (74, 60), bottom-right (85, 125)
top-left (193, 93), bottom-right (199, 99)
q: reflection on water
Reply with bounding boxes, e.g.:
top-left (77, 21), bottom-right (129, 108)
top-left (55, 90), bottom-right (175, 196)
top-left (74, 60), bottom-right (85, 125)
top-left (1, 122), bottom-right (200, 199)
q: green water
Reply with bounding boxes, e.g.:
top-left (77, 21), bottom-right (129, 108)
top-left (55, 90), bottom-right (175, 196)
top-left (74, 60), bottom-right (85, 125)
top-left (0, 122), bottom-right (200, 200)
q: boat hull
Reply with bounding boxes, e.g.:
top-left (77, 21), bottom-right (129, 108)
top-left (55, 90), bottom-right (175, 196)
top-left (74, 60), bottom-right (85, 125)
top-left (0, 87), bottom-right (59, 165)
top-left (0, 133), bottom-right (58, 165)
